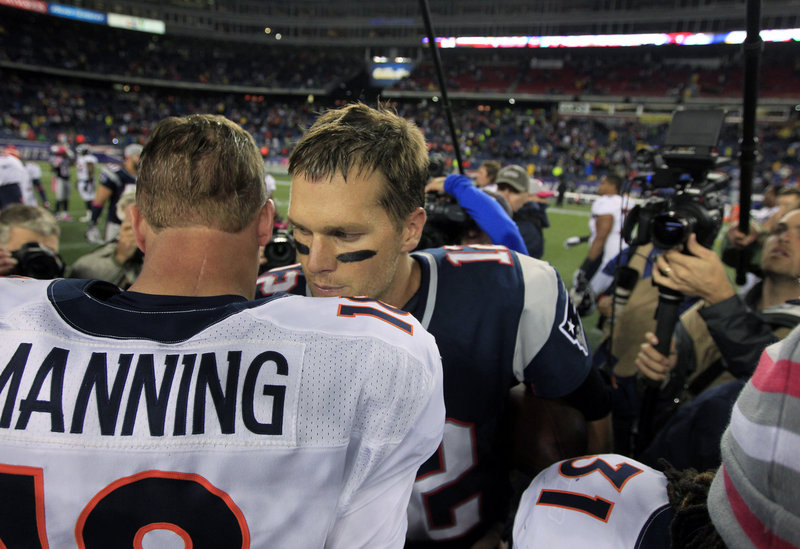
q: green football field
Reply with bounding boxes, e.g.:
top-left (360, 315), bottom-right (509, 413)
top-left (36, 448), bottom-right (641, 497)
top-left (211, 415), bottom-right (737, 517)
top-left (38, 162), bottom-right (605, 344)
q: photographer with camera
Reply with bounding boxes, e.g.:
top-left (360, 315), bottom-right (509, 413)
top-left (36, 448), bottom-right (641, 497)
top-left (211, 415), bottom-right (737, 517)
top-left (0, 204), bottom-right (65, 279)
top-left (424, 171), bottom-right (528, 254)
top-left (632, 210), bottom-right (800, 470)
top-left (68, 188), bottom-right (143, 288)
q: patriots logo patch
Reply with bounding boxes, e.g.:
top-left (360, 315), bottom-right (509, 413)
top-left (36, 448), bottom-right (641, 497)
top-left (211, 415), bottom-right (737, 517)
top-left (559, 296), bottom-right (589, 356)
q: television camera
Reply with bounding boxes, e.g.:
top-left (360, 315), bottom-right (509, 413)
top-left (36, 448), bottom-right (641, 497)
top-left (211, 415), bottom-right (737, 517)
top-left (622, 109), bottom-right (730, 252)
top-left (621, 109), bottom-right (732, 450)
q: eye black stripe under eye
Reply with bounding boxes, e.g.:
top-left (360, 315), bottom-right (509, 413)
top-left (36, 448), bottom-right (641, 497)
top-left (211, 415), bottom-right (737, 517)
top-left (336, 250), bottom-right (377, 263)
top-left (293, 241), bottom-right (376, 263)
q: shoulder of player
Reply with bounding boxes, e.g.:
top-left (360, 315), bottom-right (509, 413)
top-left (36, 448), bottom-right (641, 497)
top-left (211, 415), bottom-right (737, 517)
top-left (0, 278), bottom-right (53, 315)
top-left (248, 294), bottom-right (438, 358)
top-left (415, 245), bottom-right (559, 292)
top-left (592, 194), bottom-right (622, 213)
top-left (99, 163), bottom-right (122, 181)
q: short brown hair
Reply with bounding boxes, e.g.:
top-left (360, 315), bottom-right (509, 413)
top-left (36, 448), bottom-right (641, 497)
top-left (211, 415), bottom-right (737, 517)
top-left (0, 205), bottom-right (59, 245)
top-left (288, 103), bottom-right (429, 229)
top-left (136, 114), bottom-right (266, 233)
top-left (481, 160), bottom-right (501, 183)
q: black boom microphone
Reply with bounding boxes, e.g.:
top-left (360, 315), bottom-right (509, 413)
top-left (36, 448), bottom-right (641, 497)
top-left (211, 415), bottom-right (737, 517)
top-left (419, 0), bottom-right (464, 174)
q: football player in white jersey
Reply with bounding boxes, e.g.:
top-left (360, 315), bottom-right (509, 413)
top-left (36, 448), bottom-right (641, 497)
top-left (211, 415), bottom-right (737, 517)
top-left (571, 173), bottom-right (628, 313)
top-left (0, 114), bottom-right (445, 548)
top-left (0, 145), bottom-right (28, 209)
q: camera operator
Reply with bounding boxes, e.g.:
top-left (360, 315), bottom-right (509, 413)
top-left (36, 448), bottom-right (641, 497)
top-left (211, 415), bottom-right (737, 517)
top-left (0, 204), bottom-right (64, 278)
top-left (68, 188), bottom-right (142, 288)
top-left (634, 212), bottom-right (800, 469)
top-left (425, 172), bottom-right (528, 254)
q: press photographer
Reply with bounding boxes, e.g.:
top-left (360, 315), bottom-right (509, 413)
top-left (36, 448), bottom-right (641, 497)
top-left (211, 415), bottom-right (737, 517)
top-left (588, 109), bottom-right (731, 456)
top-left (0, 204), bottom-right (65, 279)
top-left (421, 163), bottom-right (528, 253)
top-left (68, 189), bottom-right (143, 288)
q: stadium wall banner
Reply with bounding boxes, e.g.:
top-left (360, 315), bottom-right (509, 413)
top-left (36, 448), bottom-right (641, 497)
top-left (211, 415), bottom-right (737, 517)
top-left (0, 0), bottom-right (47, 13)
top-left (48, 2), bottom-right (106, 24)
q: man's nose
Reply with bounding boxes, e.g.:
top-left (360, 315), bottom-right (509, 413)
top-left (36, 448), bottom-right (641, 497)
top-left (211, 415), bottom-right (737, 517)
top-left (305, 237), bottom-right (337, 273)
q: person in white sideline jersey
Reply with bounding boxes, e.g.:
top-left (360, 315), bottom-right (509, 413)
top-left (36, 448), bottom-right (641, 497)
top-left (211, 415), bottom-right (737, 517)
top-left (0, 114), bottom-right (444, 548)
top-left (571, 173), bottom-right (628, 315)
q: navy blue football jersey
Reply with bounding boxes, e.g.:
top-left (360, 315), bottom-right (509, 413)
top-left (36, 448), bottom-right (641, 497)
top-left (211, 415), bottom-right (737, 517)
top-left (256, 244), bottom-right (592, 545)
top-left (98, 163), bottom-right (137, 225)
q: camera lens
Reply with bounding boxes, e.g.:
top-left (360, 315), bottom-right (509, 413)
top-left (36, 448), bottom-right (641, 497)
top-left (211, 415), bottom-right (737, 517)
top-left (653, 212), bottom-right (692, 250)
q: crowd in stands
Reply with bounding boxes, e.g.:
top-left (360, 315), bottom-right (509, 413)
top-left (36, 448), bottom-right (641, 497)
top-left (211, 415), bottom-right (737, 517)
top-left (3, 68), bottom-right (799, 195)
top-left (391, 42), bottom-right (800, 100)
top-left (0, 7), bottom-right (363, 91)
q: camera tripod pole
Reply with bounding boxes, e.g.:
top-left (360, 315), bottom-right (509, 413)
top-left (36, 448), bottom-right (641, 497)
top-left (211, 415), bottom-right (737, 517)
top-left (419, 0), bottom-right (464, 174)
top-left (634, 285), bottom-right (683, 456)
top-left (735, 0), bottom-right (762, 285)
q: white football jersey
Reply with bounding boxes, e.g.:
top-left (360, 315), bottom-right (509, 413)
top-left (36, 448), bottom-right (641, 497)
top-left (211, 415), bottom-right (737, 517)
top-left (0, 154), bottom-right (33, 205)
top-left (589, 194), bottom-right (627, 293)
top-left (76, 154), bottom-right (98, 181)
top-left (0, 278), bottom-right (445, 548)
top-left (513, 454), bottom-right (674, 549)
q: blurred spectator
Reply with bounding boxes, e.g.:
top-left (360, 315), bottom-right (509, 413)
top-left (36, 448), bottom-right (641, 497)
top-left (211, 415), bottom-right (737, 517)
top-left (68, 189), bottom-right (142, 288)
top-left (24, 157), bottom-right (49, 208)
top-left (494, 165), bottom-right (552, 258)
top-left (475, 159), bottom-right (501, 191)
top-left (751, 183), bottom-right (781, 226)
top-left (51, 146), bottom-right (72, 221)
top-left (723, 186), bottom-right (800, 281)
top-left (0, 204), bottom-right (64, 278)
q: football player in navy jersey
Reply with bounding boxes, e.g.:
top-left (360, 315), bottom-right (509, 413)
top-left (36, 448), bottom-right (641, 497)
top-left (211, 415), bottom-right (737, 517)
top-left (86, 143), bottom-right (141, 244)
top-left (256, 103), bottom-right (612, 548)
top-left (0, 114), bottom-right (446, 548)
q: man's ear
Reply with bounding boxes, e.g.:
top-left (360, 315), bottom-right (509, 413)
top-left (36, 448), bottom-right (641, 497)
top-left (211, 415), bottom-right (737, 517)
top-left (129, 205), bottom-right (147, 253)
top-left (257, 199), bottom-right (276, 247)
top-left (400, 206), bottom-right (427, 253)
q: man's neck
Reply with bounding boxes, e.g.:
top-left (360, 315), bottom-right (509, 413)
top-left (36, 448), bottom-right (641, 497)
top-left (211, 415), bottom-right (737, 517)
top-left (760, 274), bottom-right (800, 310)
top-left (129, 228), bottom-right (259, 299)
top-left (382, 253), bottom-right (422, 310)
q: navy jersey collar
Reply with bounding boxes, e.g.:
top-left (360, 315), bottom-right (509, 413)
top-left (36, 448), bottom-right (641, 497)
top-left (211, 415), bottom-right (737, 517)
top-left (47, 279), bottom-right (278, 344)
